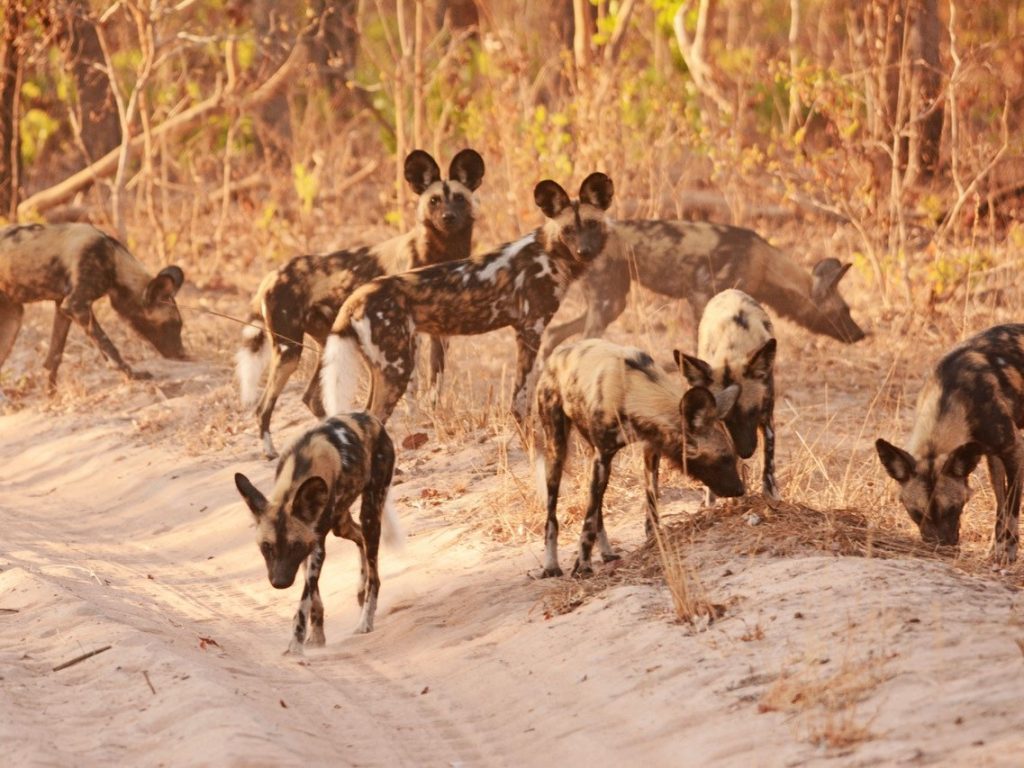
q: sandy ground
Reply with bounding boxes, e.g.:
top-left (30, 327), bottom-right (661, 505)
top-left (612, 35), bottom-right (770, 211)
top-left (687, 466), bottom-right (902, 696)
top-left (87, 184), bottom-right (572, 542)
top-left (2, 269), bottom-right (1024, 767)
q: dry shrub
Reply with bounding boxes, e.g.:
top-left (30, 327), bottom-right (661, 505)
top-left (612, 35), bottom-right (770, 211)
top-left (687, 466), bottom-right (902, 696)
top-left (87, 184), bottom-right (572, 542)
top-left (759, 650), bottom-right (894, 751)
top-left (651, 524), bottom-right (724, 628)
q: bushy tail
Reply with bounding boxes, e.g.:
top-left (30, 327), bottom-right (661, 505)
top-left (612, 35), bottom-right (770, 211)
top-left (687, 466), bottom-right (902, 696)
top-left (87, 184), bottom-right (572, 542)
top-left (381, 486), bottom-right (405, 550)
top-left (320, 332), bottom-right (362, 416)
top-left (236, 317), bottom-right (270, 408)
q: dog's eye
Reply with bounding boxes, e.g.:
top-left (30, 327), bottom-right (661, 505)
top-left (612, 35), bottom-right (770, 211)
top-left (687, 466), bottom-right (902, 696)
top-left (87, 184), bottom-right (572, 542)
top-left (430, 195), bottom-right (441, 206)
top-left (452, 193), bottom-right (464, 203)
top-left (291, 541), bottom-right (306, 554)
top-left (259, 541), bottom-right (273, 556)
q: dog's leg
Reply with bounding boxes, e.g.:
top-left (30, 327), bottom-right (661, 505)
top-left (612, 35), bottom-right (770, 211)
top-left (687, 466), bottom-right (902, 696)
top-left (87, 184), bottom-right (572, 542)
top-left (42, 303), bottom-right (72, 391)
top-left (354, 486), bottom-right (385, 634)
top-left (0, 296), bottom-right (25, 388)
top-left (511, 328), bottom-right (542, 427)
top-left (639, 445), bottom-right (661, 541)
top-left (762, 376), bottom-right (779, 500)
top-left (61, 296), bottom-right (144, 380)
top-left (334, 511), bottom-right (368, 606)
top-left (573, 450), bottom-right (614, 578)
top-left (287, 542), bottom-right (324, 654)
top-left (301, 346), bottom-right (327, 418)
top-left (538, 390), bottom-right (569, 578)
top-left (428, 335), bottom-right (447, 389)
top-left (256, 342), bottom-right (301, 460)
top-left (304, 540), bottom-right (328, 648)
top-left (993, 442), bottom-right (1022, 564)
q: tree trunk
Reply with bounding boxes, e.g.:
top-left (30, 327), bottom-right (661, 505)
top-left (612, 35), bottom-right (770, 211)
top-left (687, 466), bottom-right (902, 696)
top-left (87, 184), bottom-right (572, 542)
top-left (0, 2), bottom-right (23, 218)
top-left (906, 0), bottom-right (943, 181)
top-left (307, 0), bottom-right (359, 89)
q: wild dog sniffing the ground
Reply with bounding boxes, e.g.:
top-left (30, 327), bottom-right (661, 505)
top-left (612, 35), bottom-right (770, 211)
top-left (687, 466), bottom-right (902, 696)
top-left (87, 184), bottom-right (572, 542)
top-left (543, 220), bottom-right (865, 353)
top-left (237, 148), bottom-right (484, 458)
top-left (876, 324), bottom-right (1024, 564)
top-left (535, 339), bottom-right (744, 578)
top-left (0, 223), bottom-right (185, 391)
top-left (320, 172), bottom-right (615, 426)
top-left (679, 289), bottom-right (778, 502)
top-left (234, 413), bottom-right (398, 653)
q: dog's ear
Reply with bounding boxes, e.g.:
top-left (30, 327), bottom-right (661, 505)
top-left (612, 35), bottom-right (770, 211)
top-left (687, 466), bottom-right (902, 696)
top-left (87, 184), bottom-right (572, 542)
top-left (578, 172), bottom-right (614, 210)
top-left (292, 476), bottom-right (330, 524)
top-left (534, 180), bottom-right (572, 219)
top-left (404, 150), bottom-right (442, 194)
top-left (745, 338), bottom-right (777, 381)
top-left (235, 473), bottom-right (268, 519)
top-left (942, 441), bottom-right (984, 480)
top-left (448, 149), bottom-right (485, 191)
top-left (675, 350), bottom-right (713, 387)
top-left (681, 386), bottom-right (719, 434)
top-left (145, 266), bottom-right (185, 306)
top-left (875, 439), bottom-right (916, 483)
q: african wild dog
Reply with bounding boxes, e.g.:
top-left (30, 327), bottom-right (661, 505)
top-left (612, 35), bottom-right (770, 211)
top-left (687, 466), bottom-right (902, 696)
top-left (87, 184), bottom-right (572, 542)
top-left (679, 289), bottom-right (778, 501)
top-left (876, 324), bottom-right (1024, 564)
top-left (535, 339), bottom-right (744, 578)
top-left (237, 148), bottom-right (485, 458)
top-left (234, 412), bottom-right (398, 653)
top-left (319, 172), bottom-right (615, 426)
top-left (543, 220), bottom-right (865, 354)
top-left (0, 223), bottom-right (185, 390)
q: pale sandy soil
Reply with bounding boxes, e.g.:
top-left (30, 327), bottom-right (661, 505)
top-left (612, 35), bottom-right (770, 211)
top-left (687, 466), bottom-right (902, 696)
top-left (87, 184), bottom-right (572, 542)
top-left (1, 261), bottom-right (1024, 767)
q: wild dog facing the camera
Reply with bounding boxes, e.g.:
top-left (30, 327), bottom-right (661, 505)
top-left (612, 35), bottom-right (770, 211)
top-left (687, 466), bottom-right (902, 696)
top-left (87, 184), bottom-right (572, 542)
top-left (680, 289), bottom-right (778, 501)
top-left (0, 223), bottom-right (185, 390)
top-left (237, 149), bottom-right (484, 458)
top-left (320, 172), bottom-right (615, 426)
top-left (535, 339), bottom-right (744, 578)
top-left (876, 324), bottom-right (1024, 564)
top-left (234, 413), bottom-right (398, 653)
top-left (543, 220), bottom-right (864, 353)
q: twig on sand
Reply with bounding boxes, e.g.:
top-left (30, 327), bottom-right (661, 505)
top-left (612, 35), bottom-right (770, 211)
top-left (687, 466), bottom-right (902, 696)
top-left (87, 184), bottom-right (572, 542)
top-left (52, 645), bottom-right (112, 672)
top-left (0, 608), bottom-right (19, 615)
top-left (143, 670), bottom-right (157, 695)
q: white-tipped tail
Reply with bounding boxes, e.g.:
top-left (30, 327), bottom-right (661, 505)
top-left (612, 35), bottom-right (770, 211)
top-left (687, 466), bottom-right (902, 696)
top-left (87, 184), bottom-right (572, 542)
top-left (381, 486), bottom-right (405, 549)
top-left (236, 321), bottom-right (270, 408)
top-left (320, 334), bottom-right (361, 416)
top-left (534, 456), bottom-right (548, 505)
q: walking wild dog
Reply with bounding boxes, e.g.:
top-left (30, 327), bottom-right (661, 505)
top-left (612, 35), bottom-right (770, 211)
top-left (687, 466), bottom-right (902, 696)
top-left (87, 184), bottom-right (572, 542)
top-left (535, 339), bottom-right (744, 578)
top-left (320, 172), bottom-right (615, 425)
top-left (876, 324), bottom-right (1024, 564)
top-left (234, 412), bottom-right (398, 653)
top-left (543, 220), bottom-right (865, 353)
top-left (680, 289), bottom-right (778, 501)
top-left (0, 223), bottom-right (186, 390)
top-left (237, 148), bottom-right (485, 458)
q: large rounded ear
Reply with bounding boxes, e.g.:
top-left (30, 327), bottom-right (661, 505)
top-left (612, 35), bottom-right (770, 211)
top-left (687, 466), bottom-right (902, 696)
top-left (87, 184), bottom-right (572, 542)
top-left (681, 386), bottom-right (718, 433)
top-left (292, 476), bottom-right (329, 524)
top-left (534, 180), bottom-right (572, 219)
top-left (745, 338), bottom-right (777, 381)
top-left (144, 265), bottom-right (185, 306)
top-left (714, 384), bottom-right (740, 418)
top-left (942, 442), bottom-right (984, 480)
top-left (578, 172), bottom-right (614, 210)
top-left (404, 150), bottom-right (442, 194)
top-left (811, 259), bottom-right (853, 300)
top-left (675, 350), bottom-right (713, 387)
top-left (875, 438), bottom-right (917, 483)
top-left (235, 473), bottom-right (268, 519)
top-left (448, 149), bottom-right (485, 191)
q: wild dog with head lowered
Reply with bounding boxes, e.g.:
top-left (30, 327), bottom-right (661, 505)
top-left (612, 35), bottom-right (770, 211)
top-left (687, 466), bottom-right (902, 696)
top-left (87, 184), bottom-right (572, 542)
top-left (544, 220), bottom-right (865, 352)
top-left (237, 149), bottom-right (485, 458)
top-left (680, 289), bottom-right (778, 501)
top-left (0, 223), bottom-right (186, 390)
top-left (535, 339), bottom-right (744, 578)
top-left (876, 324), bottom-right (1024, 564)
top-left (234, 412), bottom-right (398, 653)
top-left (320, 172), bottom-right (615, 426)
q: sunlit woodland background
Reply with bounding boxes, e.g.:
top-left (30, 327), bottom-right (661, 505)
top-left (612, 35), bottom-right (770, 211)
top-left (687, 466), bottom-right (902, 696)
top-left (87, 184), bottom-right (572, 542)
top-left (1, 0), bottom-right (1022, 304)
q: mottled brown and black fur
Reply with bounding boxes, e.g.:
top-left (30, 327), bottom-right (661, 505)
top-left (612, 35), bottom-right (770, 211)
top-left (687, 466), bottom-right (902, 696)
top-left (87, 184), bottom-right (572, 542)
top-left (543, 220), bottom-right (865, 353)
top-left (681, 289), bottom-right (778, 500)
top-left (238, 149), bottom-right (484, 458)
top-left (0, 223), bottom-right (185, 390)
top-left (876, 324), bottom-right (1024, 563)
top-left (234, 412), bottom-right (397, 653)
top-left (320, 173), bottom-right (615, 426)
top-left (535, 339), bottom-right (744, 578)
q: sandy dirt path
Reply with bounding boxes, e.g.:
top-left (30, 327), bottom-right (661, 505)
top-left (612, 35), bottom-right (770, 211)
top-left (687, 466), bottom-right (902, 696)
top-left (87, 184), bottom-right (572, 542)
top-left (2, 364), bottom-right (1024, 767)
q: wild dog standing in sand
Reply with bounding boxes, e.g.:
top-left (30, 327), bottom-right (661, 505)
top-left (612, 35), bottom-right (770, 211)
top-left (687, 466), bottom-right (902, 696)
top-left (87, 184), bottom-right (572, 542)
top-left (876, 324), bottom-right (1024, 564)
top-left (535, 339), bottom-right (744, 577)
top-left (0, 223), bottom-right (185, 391)
top-left (234, 412), bottom-right (398, 653)
top-left (679, 289), bottom-right (778, 501)
top-left (237, 149), bottom-right (485, 458)
top-left (543, 220), bottom-right (865, 353)
top-left (320, 172), bottom-right (615, 425)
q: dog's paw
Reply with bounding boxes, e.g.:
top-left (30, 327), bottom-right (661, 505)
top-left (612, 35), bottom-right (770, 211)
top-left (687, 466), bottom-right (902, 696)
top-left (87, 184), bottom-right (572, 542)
top-left (601, 552), bottom-right (622, 563)
top-left (306, 629), bottom-right (326, 648)
top-left (540, 565), bottom-right (563, 578)
top-left (992, 539), bottom-right (1018, 565)
top-left (570, 560), bottom-right (594, 579)
top-left (284, 639), bottom-right (306, 656)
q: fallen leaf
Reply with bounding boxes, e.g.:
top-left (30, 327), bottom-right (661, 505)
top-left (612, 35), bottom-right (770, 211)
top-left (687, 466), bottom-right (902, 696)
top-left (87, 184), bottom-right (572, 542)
top-left (198, 636), bottom-right (221, 650)
top-left (402, 432), bottom-right (429, 450)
